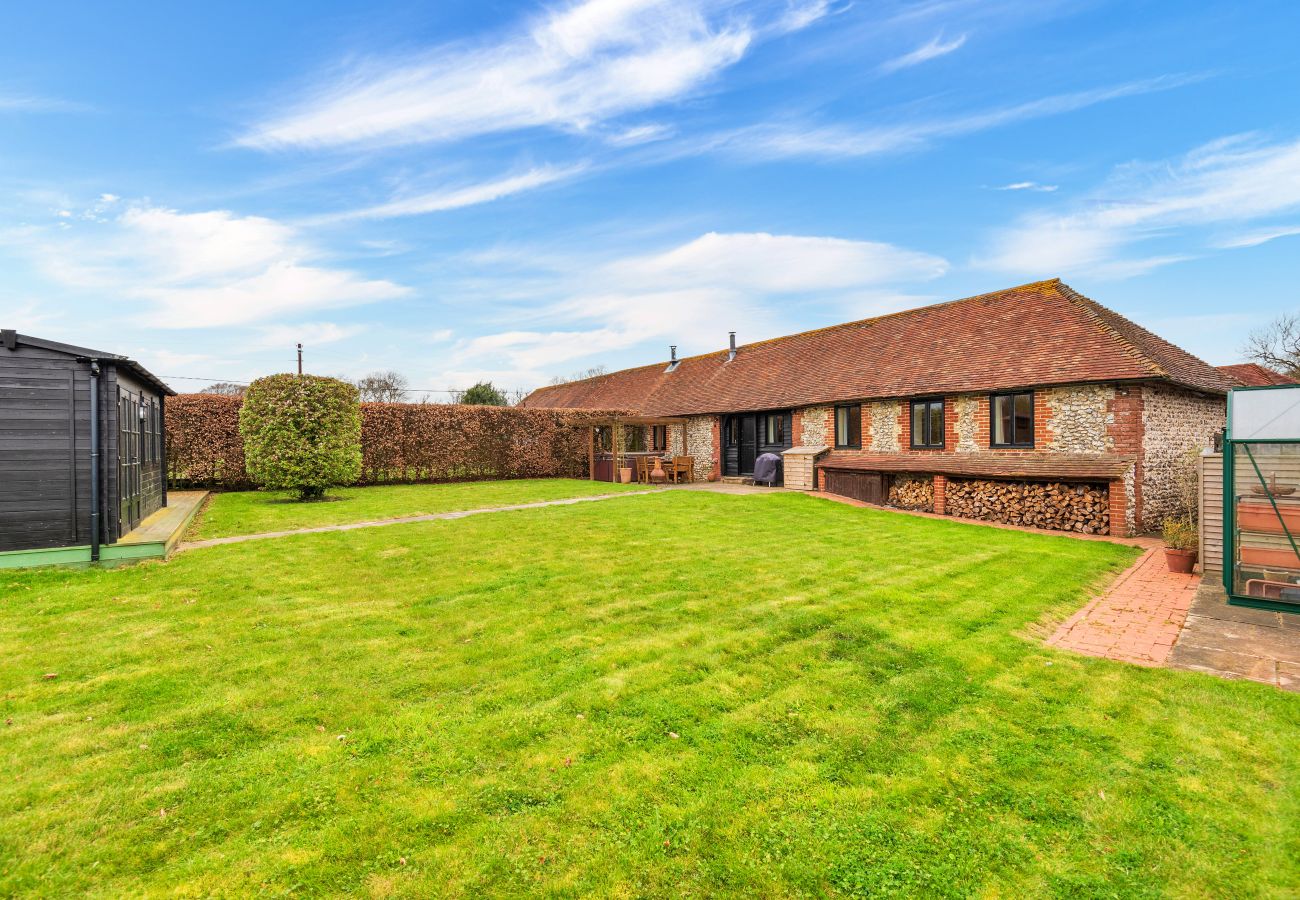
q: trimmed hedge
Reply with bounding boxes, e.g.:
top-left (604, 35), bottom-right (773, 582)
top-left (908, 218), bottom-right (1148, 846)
top-left (167, 394), bottom-right (248, 487)
top-left (167, 394), bottom-right (626, 488)
top-left (241, 375), bottom-right (362, 500)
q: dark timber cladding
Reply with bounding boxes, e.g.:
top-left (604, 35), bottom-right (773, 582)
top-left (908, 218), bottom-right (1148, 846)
top-left (0, 330), bottom-right (174, 553)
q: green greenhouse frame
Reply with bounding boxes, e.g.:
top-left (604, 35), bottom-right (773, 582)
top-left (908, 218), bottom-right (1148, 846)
top-left (1223, 383), bottom-right (1300, 613)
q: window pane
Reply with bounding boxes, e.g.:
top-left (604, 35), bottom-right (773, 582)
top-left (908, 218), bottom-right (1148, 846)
top-left (849, 405), bottom-right (860, 446)
top-left (929, 403), bottom-right (944, 447)
top-left (836, 407), bottom-right (848, 446)
top-left (994, 396), bottom-right (1010, 445)
top-left (912, 403), bottom-right (925, 445)
top-left (1014, 393), bottom-right (1033, 443)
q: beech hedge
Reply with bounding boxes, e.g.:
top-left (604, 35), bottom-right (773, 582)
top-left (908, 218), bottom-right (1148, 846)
top-left (167, 393), bottom-right (626, 488)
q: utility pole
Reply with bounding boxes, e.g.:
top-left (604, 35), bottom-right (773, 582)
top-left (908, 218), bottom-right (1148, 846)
top-left (297, 343), bottom-right (303, 375)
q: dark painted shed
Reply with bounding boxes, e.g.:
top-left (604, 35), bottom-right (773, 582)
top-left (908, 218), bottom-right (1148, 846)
top-left (0, 330), bottom-right (174, 557)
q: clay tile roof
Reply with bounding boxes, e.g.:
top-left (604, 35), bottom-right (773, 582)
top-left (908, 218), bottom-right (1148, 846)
top-left (1216, 363), bottom-right (1297, 387)
top-left (521, 279), bottom-right (1233, 416)
top-left (818, 452), bottom-right (1134, 482)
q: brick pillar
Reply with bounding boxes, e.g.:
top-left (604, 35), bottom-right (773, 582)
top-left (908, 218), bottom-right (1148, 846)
top-left (1108, 478), bottom-right (1127, 536)
top-left (710, 415), bottom-right (722, 480)
top-left (791, 409), bottom-right (802, 446)
top-left (933, 474), bottom-right (947, 515)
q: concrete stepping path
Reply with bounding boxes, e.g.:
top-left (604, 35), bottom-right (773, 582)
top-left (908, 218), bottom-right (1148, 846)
top-left (178, 489), bottom-right (667, 551)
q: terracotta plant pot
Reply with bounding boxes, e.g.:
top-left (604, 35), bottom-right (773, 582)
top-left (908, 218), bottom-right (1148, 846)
top-left (619, 467), bottom-right (633, 484)
top-left (1164, 548), bottom-right (1198, 574)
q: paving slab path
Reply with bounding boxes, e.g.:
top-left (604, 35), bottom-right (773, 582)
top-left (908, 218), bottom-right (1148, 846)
top-left (1169, 581), bottom-right (1300, 692)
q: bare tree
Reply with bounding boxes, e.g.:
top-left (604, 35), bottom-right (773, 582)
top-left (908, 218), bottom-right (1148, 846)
top-left (549, 365), bottom-right (607, 386)
top-left (1244, 313), bottom-right (1300, 378)
top-left (200, 382), bottom-right (246, 396)
top-left (354, 370), bottom-right (410, 403)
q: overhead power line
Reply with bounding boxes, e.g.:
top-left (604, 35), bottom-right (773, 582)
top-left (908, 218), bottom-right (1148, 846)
top-left (158, 375), bottom-right (529, 394)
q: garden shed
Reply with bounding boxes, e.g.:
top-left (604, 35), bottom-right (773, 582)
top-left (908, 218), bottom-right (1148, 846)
top-left (0, 330), bottom-right (181, 565)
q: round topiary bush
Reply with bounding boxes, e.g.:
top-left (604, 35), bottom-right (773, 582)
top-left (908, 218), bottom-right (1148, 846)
top-left (239, 374), bottom-right (362, 500)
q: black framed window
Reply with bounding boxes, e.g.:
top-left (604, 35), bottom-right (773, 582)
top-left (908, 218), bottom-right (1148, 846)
top-left (834, 404), bottom-right (861, 449)
top-left (650, 424), bottom-right (666, 452)
top-left (991, 391), bottom-right (1034, 448)
top-left (910, 398), bottom-right (945, 449)
top-left (725, 417), bottom-right (740, 445)
top-left (764, 414), bottom-right (784, 445)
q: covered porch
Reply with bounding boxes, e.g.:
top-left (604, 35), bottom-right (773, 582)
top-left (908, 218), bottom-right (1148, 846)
top-left (587, 415), bottom-right (693, 484)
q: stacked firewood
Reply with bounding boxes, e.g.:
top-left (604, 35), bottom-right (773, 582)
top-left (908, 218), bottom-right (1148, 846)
top-left (946, 479), bottom-right (1109, 534)
top-left (888, 476), bottom-right (935, 511)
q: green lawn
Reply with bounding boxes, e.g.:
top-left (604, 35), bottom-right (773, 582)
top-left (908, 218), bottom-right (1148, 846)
top-left (189, 477), bottom-right (648, 539)
top-left (3, 490), bottom-right (1299, 897)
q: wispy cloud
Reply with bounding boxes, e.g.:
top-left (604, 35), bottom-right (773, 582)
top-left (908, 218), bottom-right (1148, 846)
top-left (238, 0), bottom-right (831, 152)
top-left (996, 181), bottom-right (1058, 192)
top-left (253, 322), bottom-right (364, 350)
top-left (719, 74), bottom-right (1203, 160)
top-left (879, 32), bottom-right (967, 74)
top-left (325, 164), bottom-right (588, 221)
top-left (1216, 224), bottom-right (1300, 249)
top-left (979, 133), bottom-right (1300, 277)
top-left (450, 230), bottom-right (947, 378)
top-left (11, 202), bottom-right (408, 328)
top-left (0, 90), bottom-right (86, 113)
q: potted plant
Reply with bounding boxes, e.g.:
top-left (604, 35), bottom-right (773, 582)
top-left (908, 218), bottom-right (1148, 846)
top-left (1162, 515), bottom-right (1199, 574)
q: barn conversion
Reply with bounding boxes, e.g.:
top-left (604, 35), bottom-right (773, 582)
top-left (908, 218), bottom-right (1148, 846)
top-left (522, 280), bottom-right (1232, 536)
top-left (0, 330), bottom-right (190, 567)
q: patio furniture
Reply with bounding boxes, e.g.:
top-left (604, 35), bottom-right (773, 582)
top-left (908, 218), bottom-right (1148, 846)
top-left (634, 456), bottom-right (650, 484)
top-left (670, 456), bottom-right (694, 484)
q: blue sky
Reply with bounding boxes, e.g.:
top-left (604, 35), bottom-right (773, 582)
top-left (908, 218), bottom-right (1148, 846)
top-left (2, 0), bottom-right (1298, 396)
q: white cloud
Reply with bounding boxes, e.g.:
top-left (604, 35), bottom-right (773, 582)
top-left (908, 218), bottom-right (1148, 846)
top-left (1216, 224), bottom-right (1300, 249)
top-left (879, 32), bottom-right (967, 74)
top-left (253, 322), bottom-right (364, 350)
top-left (451, 231), bottom-right (947, 375)
top-left (15, 203), bottom-right (409, 328)
top-left (605, 123), bottom-right (675, 146)
top-left (721, 74), bottom-right (1201, 160)
top-left (237, 0), bottom-right (829, 151)
top-left (996, 181), bottom-right (1058, 192)
top-left (605, 231), bottom-right (947, 292)
top-left (329, 164), bottom-right (588, 221)
top-left (980, 133), bottom-right (1300, 277)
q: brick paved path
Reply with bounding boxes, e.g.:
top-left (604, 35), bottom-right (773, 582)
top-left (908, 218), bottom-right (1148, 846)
top-left (1046, 539), bottom-right (1200, 666)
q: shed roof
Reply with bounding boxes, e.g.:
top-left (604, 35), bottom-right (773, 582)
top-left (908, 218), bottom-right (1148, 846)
top-left (1, 330), bottom-right (175, 396)
top-left (520, 279), bottom-right (1232, 416)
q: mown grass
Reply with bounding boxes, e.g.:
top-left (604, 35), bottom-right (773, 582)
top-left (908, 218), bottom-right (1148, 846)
top-left (2, 490), bottom-right (1298, 897)
top-left (190, 477), bottom-right (647, 538)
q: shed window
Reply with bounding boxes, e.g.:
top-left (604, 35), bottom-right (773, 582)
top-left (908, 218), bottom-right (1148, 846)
top-left (834, 405), bottom-right (861, 449)
top-left (765, 414), bottom-right (784, 445)
top-left (991, 391), bottom-right (1034, 448)
top-left (650, 424), bottom-right (667, 452)
top-left (911, 399), bottom-right (945, 449)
